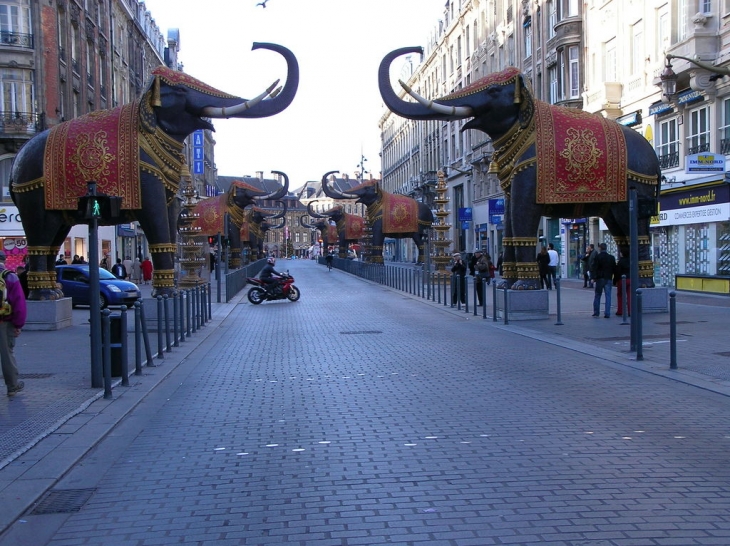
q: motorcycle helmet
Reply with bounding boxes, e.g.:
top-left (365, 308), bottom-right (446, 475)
top-left (267, 257), bottom-right (276, 265)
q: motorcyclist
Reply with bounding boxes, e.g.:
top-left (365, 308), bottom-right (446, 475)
top-left (259, 256), bottom-right (285, 294)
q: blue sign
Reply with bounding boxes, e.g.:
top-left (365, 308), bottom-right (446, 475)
top-left (193, 160), bottom-right (204, 174)
top-left (192, 130), bottom-right (204, 147)
top-left (458, 207), bottom-right (472, 222)
top-left (489, 198), bottom-right (505, 224)
top-left (193, 147), bottom-right (204, 160)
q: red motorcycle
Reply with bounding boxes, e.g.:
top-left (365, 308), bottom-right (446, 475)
top-left (246, 273), bottom-right (300, 304)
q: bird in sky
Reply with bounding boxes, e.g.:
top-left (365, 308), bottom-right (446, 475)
top-left (256, 0), bottom-right (269, 7)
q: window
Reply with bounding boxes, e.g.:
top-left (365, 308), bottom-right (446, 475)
top-left (0, 156), bottom-right (13, 202)
top-left (0, 1), bottom-right (31, 35)
top-left (548, 65), bottom-right (558, 103)
top-left (701, 0), bottom-right (711, 13)
top-left (548, 1), bottom-right (556, 38)
top-left (568, 46), bottom-right (579, 98)
top-left (687, 105), bottom-right (710, 154)
top-left (1, 67), bottom-right (33, 115)
top-left (604, 40), bottom-right (617, 82)
top-left (720, 98), bottom-right (730, 153)
top-left (657, 11), bottom-right (669, 61)
top-left (524, 19), bottom-right (532, 59)
top-left (678, 0), bottom-right (687, 42)
top-left (657, 117), bottom-right (679, 169)
top-left (631, 21), bottom-right (643, 75)
top-left (457, 36), bottom-right (462, 67)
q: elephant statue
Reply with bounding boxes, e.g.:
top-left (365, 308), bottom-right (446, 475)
top-left (320, 170), bottom-right (433, 264)
top-left (193, 172), bottom-right (289, 267)
top-left (299, 214), bottom-right (338, 255)
top-left (305, 200), bottom-right (365, 259)
top-left (239, 202), bottom-right (287, 261)
top-left (10, 42), bottom-right (299, 300)
top-left (378, 47), bottom-right (660, 289)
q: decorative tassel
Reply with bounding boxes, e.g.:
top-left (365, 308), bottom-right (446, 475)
top-left (513, 75), bottom-right (521, 104)
top-left (488, 161), bottom-right (499, 174)
top-left (152, 75), bottom-right (161, 107)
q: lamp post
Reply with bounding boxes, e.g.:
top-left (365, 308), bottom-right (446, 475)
top-left (660, 53), bottom-right (730, 99)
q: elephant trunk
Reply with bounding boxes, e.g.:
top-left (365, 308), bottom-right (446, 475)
top-left (307, 201), bottom-right (327, 218)
top-left (378, 46), bottom-right (472, 121)
top-left (300, 215), bottom-right (316, 229)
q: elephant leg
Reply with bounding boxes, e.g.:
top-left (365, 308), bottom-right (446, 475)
top-left (497, 196), bottom-right (516, 289)
top-left (135, 189), bottom-right (178, 297)
top-left (507, 169), bottom-right (542, 290)
top-left (24, 213), bottom-right (69, 301)
top-left (605, 209), bottom-right (655, 289)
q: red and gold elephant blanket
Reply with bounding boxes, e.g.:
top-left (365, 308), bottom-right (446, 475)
top-left (44, 102), bottom-right (142, 210)
top-left (381, 192), bottom-right (418, 233)
top-left (194, 196), bottom-right (227, 235)
top-left (339, 214), bottom-right (365, 240)
top-left (534, 100), bottom-right (628, 205)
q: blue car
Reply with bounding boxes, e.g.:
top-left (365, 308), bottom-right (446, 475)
top-left (56, 265), bottom-right (141, 309)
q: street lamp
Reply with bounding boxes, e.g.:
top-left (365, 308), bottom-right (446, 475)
top-left (661, 53), bottom-right (730, 98)
top-left (660, 56), bottom-right (678, 98)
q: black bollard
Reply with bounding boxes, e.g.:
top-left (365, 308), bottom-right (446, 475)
top-left (186, 288), bottom-right (192, 337)
top-left (482, 278), bottom-right (487, 320)
top-left (621, 275), bottom-right (629, 325)
top-left (636, 289), bottom-right (644, 361)
top-left (208, 282), bottom-right (213, 320)
top-left (504, 289), bottom-right (510, 325)
top-left (163, 295), bottom-right (171, 352)
top-left (173, 293), bottom-right (179, 347)
top-left (156, 296), bottom-right (164, 359)
top-left (120, 306), bottom-right (129, 386)
top-left (555, 278), bottom-right (564, 326)
top-left (102, 309), bottom-right (112, 399)
top-left (139, 298), bottom-right (155, 366)
top-left (179, 291), bottom-right (186, 342)
top-left (191, 287), bottom-right (198, 334)
top-left (492, 281), bottom-right (498, 322)
top-left (134, 301), bottom-right (143, 375)
top-left (669, 291), bottom-right (677, 370)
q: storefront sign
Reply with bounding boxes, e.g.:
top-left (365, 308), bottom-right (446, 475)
top-left (458, 207), bottom-right (472, 222)
top-left (0, 206), bottom-right (24, 233)
top-left (686, 153), bottom-right (726, 174)
top-left (649, 102), bottom-right (672, 116)
top-left (617, 111), bottom-right (642, 127)
top-left (654, 184), bottom-right (730, 226)
top-left (677, 89), bottom-right (703, 105)
top-left (488, 198), bottom-right (504, 225)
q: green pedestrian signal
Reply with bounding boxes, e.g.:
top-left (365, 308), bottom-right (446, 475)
top-left (91, 198), bottom-right (102, 218)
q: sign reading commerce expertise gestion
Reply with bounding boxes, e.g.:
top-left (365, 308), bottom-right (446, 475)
top-left (652, 184), bottom-right (730, 227)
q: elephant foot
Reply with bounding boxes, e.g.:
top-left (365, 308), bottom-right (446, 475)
top-left (639, 278), bottom-right (656, 289)
top-left (28, 289), bottom-right (63, 301)
top-left (511, 279), bottom-right (541, 291)
top-left (496, 279), bottom-right (514, 290)
top-left (151, 287), bottom-right (179, 299)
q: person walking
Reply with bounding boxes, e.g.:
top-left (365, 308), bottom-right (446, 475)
top-left (590, 243), bottom-right (616, 318)
top-left (451, 252), bottom-right (467, 304)
top-left (141, 256), bottom-right (153, 285)
top-left (547, 243), bottom-right (559, 287)
top-left (537, 246), bottom-right (551, 289)
top-left (131, 258), bottom-right (142, 284)
top-left (581, 245), bottom-right (592, 287)
top-left (0, 250), bottom-right (27, 396)
top-left (122, 256), bottom-right (134, 279)
top-left (112, 258), bottom-right (127, 279)
top-left (55, 254), bottom-right (67, 265)
top-left (614, 247), bottom-right (631, 316)
top-left (473, 250), bottom-right (487, 306)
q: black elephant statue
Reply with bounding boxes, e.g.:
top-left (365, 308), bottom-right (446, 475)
top-left (239, 203), bottom-right (287, 261)
top-left (194, 172), bottom-right (289, 267)
top-left (378, 47), bottom-right (660, 289)
top-left (10, 42), bottom-right (298, 300)
top-left (305, 200), bottom-right (365, 259)
top-left (320, 170), bottom-right (432, 264)
top-left (299, 215), bottom-right (338, 256)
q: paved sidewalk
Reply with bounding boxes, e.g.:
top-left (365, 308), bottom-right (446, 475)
top-left (0, 263), bottom-right (728, 538)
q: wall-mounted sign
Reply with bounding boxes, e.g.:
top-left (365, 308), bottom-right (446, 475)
top-left (685, 153), bottom-right (726, 174)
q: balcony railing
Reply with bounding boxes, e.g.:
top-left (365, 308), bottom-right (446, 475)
top-left (658, 151), bottom-right (680, 170)
top-left (0, 111), bottom-right (40, 137)
top-left (721, 138), bottom-right (730, 155)
top-left (687, 142), bottom-right (711, 155)
top-left (0, 31), bottom-right (33, 48)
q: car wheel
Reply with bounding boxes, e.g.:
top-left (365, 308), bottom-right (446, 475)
top-left (99, 294), bottom-right (108, 309)
top-left (286, 285), bottom-right (300, 302)
top-left (247, 287), bottom-right (265, 305)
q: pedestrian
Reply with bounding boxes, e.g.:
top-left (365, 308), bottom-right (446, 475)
top-left (16, 264), bottom-right (29, 299)
top-left (100, 255), bottom-right (109, 270)
top-left (547, 243), bottom-right (559, 287)
top-left (537, 246), bottom-right (551, 289)
top-left (141, 256), bottom-right (153, 284)
top-left (132, 257), bottom-right (142, 283)
top-left (451, 252), bottom-right (467, 304)
top-left (496, 252), bottom-right (503, 276)
top-left (122, 256), bottom-right (133, 279)
top-left (112, 258), bottom-right (127, 279)
top-left (614, 247), bottom-right (631, 316)
top-left (590, 242), bottom-right (616, 318)
top-left (55, 254), bottom-right (67, 265)
top-left (581, 245), bottom-right (592, 287)
top-left (0, 250), bottom-right (27, 397)
top-left (586, 244), bottom-right (597, 288)
top-left (71, 254), bottom-right (81, 264)
top-left (473, 250), bottom-right (487, 305)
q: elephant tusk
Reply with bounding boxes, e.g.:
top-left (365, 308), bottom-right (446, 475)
top-left (201, 79), bottom-right (281, 118)
top-left (399, 80), bottom-right (473, 117)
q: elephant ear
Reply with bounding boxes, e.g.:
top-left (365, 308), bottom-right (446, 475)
top-left (516, 74), bottom-right (535, 130)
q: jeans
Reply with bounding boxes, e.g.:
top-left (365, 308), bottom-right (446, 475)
top-left (593, 278), bottom-right (612, 316)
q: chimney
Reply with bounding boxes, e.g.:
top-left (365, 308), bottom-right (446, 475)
top-left (256, 171), bottom-right (264, 180)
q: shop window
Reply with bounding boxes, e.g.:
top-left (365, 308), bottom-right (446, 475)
top-left (657, 117), bottom-right (679, 169)
top-left (686, 105), bottom-right (710, 155)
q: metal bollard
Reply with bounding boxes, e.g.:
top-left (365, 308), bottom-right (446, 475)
top-left (134, 301), bottom-right (143, 375)
top-left (173, 293), bottom-right (179, 347)
top-left (139, 298), bottom-right (155, 366)
top-left (186, 288), bottom-right (192, 336)
top-left (163, 295), bottom-right (171, 352)
top-left (636, 289), bottom-right (644, 361)
top-left (120, 306), bottom-right (129, 386)
top-left (669, 291), bottom-right (677, 370)
top-left (102, 309), bottom-right (112, 399)
top-left (208, 282), bottom-right (213, 320)
top-left (492, 281), bottom-right (498, 322)
top-left (504, 289), bottom-right (510, 325)
top-left (191, 287), bottom-right (198, 333)
top-left (621, 275), bottom-right (629, 325)
top-left (555, 278), bottom-right (564, 326)
top-left (179, 291), bottom-right (186, 342)
top-left (473, 277), bottom-right (479, 316)
top-left (482, 278), bottom-right (487, 320)
top-left (200, 284), bottom-right (207, 325)
top-left (156, 296), bottom-right (164, 359)
top-left (437, 273), bottom-right (442, 305)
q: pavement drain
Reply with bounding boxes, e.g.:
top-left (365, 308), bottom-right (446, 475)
top-left (339, 330), bottom-right (383, 335)
top-left (29, 488), bottom-right (96, 515)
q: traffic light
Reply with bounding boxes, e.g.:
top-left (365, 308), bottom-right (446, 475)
top-left (208, 236), bottom-right (215, 245)
top-left (78, 194), bottom-right (122, 219)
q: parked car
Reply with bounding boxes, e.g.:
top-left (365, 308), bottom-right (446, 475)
top-left (55, 265), bottom-right (141, 309)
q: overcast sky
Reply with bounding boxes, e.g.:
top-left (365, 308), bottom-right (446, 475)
top-left (141, 0), bottom-right (447, 189)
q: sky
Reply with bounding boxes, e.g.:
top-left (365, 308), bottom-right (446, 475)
top-left (141, 0), bottom-right (447, 190)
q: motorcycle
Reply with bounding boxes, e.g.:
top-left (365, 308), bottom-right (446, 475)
top-left (246, 273), bottom-right (300, 304)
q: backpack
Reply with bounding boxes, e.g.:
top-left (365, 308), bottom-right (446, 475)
top-left (476, 257), bottom-right (489, 273)
top-left (112, 263), bottom-right (125, 278)
top-left (0, 269), bottom-right (13, 316)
